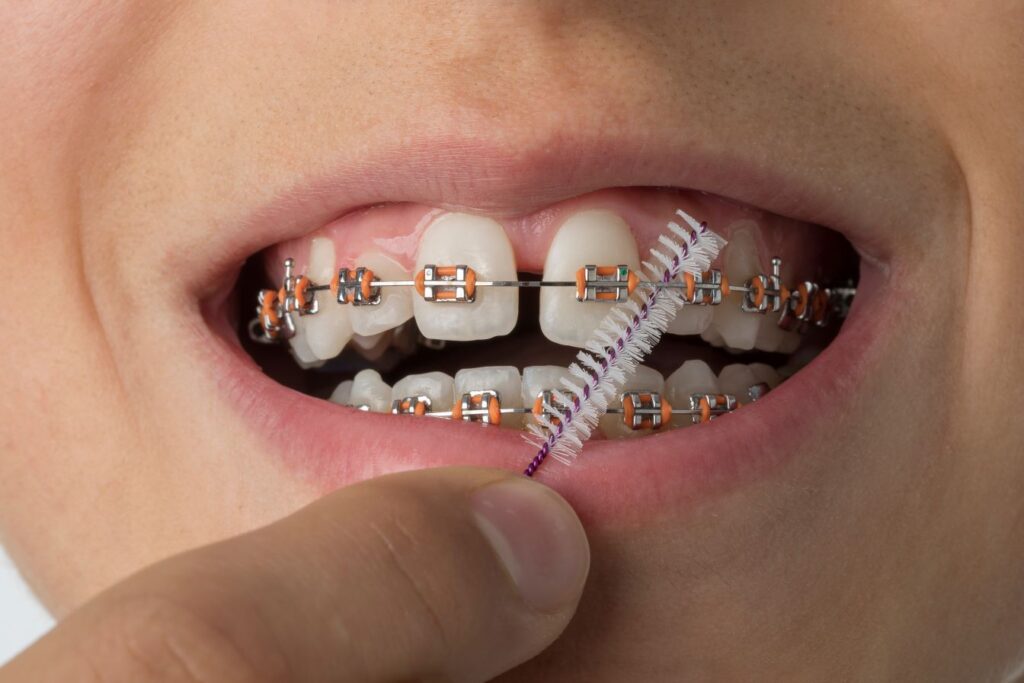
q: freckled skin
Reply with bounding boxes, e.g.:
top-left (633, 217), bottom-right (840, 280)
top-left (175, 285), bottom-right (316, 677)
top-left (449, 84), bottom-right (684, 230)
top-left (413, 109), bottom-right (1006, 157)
top-left (1, 2), bottom-right (1023, 680)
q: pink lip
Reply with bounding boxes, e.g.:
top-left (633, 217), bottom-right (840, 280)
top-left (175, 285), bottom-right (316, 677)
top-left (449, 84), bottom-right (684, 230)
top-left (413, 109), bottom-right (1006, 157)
top-left (191, 128), bottom-right (894, 526)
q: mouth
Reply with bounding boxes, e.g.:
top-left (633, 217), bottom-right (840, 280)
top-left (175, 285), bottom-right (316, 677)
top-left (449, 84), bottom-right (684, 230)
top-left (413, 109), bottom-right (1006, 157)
top-left (197, 143), bottom-right (887, 522)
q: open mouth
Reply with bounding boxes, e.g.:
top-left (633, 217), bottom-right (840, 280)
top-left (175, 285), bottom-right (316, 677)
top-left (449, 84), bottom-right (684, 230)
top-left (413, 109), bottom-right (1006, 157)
top-left (214, 183), bottom-right (870, 505)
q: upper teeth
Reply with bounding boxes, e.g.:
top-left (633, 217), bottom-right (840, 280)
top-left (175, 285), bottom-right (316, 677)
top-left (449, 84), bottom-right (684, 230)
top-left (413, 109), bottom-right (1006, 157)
top-left (273, 208), bottom-right (845, 363)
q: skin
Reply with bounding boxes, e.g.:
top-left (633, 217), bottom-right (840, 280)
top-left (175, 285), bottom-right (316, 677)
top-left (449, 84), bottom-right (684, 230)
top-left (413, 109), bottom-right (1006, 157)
top-left (1, 1), bottom-right (1023, 680)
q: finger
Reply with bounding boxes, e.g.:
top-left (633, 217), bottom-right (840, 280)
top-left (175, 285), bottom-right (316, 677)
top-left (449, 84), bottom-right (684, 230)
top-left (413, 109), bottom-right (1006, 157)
top-left (1, 467), bottom-right (590, 683)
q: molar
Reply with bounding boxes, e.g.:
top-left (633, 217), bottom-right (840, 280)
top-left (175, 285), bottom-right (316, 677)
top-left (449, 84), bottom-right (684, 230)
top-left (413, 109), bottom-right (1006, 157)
top-left (540, 210), bottom-right (642, 347)
top-left (305, 237), bottom-right (354, 359)
top-left (350, 252), bottom-right (413, 336)
top-left (666, 360), bottom-right (720, 428)
top-left (349, 369), bottom-right (393, 412)
top-left (391, 371), bottom-right (455, 414)
top-left (454, 366), bottom-right (523, 428)
top-left (600, 365), bottom-right (664, 438)
top-left (413, 213), bottom-right (518, 341)
top-left (748, 363), bottom-right (783, 389)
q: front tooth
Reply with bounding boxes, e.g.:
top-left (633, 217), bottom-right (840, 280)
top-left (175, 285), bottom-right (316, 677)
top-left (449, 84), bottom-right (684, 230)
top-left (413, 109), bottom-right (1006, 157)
top-left (718, 364), bottom-right (759, 403)
top-left (350, 252), bottom-right (413, 336)
top-left (668, 304), bottom-right (714, 335)
top-left (329, 380), bottom-right (354, 406)
top-left (522, 365), bottom-right (579, 427)
top-left (304, 237), bottom-right (354, 359)
top-left (707, 225), bottom-right (762, 350)
top-left (413, 213), bottom-right (518, 341)
top-left (454, 366), bottom-right (523, 428)
top-left (540, 210), bottom-right (642, 347)
top-left (748, 363), bottom-right (783, 389)
top-left (600, 365), bottom-right (664, 438)
top-left (391, 371), bottom-right (455, 414)
top-left (666, 360), bottom-right (720, 428)
top-left (350, 369), bottom-right (392, 412)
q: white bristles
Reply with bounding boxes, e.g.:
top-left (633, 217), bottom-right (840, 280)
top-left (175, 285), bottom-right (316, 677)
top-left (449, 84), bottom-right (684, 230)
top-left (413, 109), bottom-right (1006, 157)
top-left (522, 210), bottom-right (726, 473)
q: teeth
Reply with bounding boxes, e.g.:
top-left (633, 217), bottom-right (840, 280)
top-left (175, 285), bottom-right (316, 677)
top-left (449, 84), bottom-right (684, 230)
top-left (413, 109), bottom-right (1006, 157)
top-left (351, 331), bottom-right (392, 361)
top-left (454, 366), bottom-right (523, 428)
top-left (540, 210), bottom-right (642, 347)
top-left (391, 371), bottom-right (455, 414)
top-left (668, 304), bottom-right (714, 335)
top-left (350, 252), bottom-right (413, 336)
top-left (287, 318), bottom-right (325, 368)
top-left (748, 363), bottom-right (783, 389)
top-left (718, 364), bottom-right (759, 402)
top-left (305, 237), bottom-right (354, 359)
top-left (706, 225), bottom-right (761, 350)
top-left (666, 360), bottom-right (720, 428)
top-left (413, 213), bottom-right (518, 341)
top-left (329, 380), bottom-right (354, 406)
top-left (349, 369), bottom-right (393, 412)
top-left (600, 365), bottom-right (665, 438)
top-left (521, 365), bottom-right (579, 424)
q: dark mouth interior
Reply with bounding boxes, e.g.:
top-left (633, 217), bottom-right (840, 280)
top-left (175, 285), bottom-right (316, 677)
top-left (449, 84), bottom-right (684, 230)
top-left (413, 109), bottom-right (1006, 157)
top-left (237, 230), bottom-right (860, 403)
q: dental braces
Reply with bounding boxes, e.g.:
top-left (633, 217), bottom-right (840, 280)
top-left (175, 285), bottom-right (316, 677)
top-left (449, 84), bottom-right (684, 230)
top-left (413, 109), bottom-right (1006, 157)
top-left (249, 255), bottom-right (857, 345)
top-left (382, 384), bottom-right (768, 430)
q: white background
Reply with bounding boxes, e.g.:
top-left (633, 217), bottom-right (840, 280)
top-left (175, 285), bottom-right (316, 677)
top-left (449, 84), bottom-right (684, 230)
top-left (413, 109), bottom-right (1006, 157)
top-left (0, 546), bottom-right (53, 666)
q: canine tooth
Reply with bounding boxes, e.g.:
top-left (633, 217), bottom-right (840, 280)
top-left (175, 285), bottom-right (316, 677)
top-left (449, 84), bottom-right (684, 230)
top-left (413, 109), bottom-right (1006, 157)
top-left (304, 237), bottom-right (354, 359)
top-left (329, 380), bottom-right (354, 406)
top-left (413, 213), bottom-right (518, 341)
top-left (748, 363), bottom-right (783, 389)
top-left (350, 369), bottom-right (392, 412)
top-left (391, 371), bottom-right (455, 413)
top-left (707, 225), bottom-right (762, 350)
top-left (600, 365), bottom-right (664, 438)
top-left (351, 331), bottom-right (392, 361)
top-left (288, 319), bottom-right (324, 368)
top-left (350, 252), bottom-right (413, 336)
top-left (454, 366), bottom-right (523, 428)
top-left (540, 210), bottom-right (642, 347)
top-left (666, 360), bottom-right (720, 428)
top-left (718, 364), bottom-right (759, 402)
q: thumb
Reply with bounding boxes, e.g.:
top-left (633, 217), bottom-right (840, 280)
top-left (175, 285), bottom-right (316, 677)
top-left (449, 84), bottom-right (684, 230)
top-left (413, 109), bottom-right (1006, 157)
top-left (1, 467), bottom-right (590, 683)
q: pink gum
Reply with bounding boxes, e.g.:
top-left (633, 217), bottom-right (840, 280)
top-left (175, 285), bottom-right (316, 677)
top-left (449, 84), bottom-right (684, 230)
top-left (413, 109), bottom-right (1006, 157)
top-left (266, 187), bottom-right (849, 283)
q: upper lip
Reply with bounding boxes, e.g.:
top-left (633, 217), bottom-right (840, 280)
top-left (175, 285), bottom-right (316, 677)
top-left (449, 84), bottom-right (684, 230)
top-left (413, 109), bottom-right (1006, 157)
top-left (191, 121), bottom-right (891, 300)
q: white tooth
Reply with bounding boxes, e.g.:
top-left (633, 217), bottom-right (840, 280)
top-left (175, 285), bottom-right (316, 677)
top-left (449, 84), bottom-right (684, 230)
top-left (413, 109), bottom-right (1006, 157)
top-left (666, 360), bottom-right (720, 428)
top-left (391, 371), bottom-right (455, 414)
top-left (349, 369), bottom-right (392, 413)
top-left (668, 304), bottom-right (714, 335)
top-left (350, 252), bottom-right (414, 336)
top-left (522, 365), bottom-right (580, 428)
top-left (600, 365), bottom-right (664, 438)
top-left (777, 331), bottom-right (801, 354)
top-left (351, 331), bottom-right (392, 361)
top-left (748, 363), bottom-right (783, 389)
top-left (700, 324), bottom-right (727, 348)
top-left (413, 213), bottom-right (517, 341)
top-left (454, 366), bottom-right (523, 428)
top-left (718, 364), bottom-right (759, 403)
top-left (287, 318), bottom-right (325, 368)
top-left (540, 210), bottom-right (642, 347)
top-left (707, 225), bottom-right (762, 350)
top-left (304, 238), bottom-right (354, 359)
top-left (329, 380), bottom-right (354, 406)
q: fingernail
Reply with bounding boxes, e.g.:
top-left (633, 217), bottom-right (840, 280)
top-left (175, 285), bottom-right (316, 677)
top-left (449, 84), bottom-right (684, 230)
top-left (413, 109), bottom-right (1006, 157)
top-left (471, 478), bottom-right (590, 612)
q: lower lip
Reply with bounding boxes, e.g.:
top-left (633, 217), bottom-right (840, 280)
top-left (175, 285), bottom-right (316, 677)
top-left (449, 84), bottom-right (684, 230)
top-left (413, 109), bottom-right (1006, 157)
top-left (203, 259), bottom-right (886, 525)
